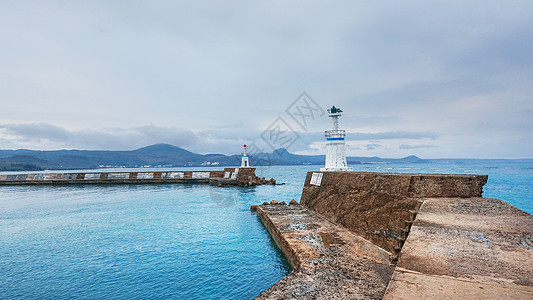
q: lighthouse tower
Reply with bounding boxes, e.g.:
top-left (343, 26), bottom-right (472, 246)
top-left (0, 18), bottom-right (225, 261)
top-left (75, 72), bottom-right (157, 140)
top-left (241, 144), bottom-right (250, 168)
top-left (321, 106), bottom-right (353, 172)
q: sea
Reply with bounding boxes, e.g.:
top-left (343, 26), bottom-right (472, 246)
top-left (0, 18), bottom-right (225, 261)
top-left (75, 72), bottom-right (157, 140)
top-left (1, 161), bottom-right (532, 299)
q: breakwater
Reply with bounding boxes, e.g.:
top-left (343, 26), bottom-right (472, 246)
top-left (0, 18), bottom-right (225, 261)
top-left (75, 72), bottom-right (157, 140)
top-left (254, 171), bottom-right (533, 299)
top-left (0, 167), bottom-right (275, 186)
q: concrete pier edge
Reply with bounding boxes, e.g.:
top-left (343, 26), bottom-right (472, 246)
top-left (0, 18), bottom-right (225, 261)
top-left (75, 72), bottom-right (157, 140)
top-left (253, 171), bottom-right (533, 299)
top-left (256, 204), bottom-right (302, 270)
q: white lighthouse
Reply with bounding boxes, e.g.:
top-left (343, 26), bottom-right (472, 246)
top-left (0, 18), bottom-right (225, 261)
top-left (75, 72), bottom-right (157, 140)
top-left (241, 144), bottom-right (250, 168)
top-left (321, 106), bottom-right (353, 172)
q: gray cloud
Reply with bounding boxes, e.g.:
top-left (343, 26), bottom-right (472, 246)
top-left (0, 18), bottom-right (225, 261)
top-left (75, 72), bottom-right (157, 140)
top-left (0, 122), bottom-right (442, 156)
top-left (399, 144), bottom-right (437, 150)
top-left (365, 143), bottom-right (381, 150)
top-left (0, 123), bottom-right (70, 141)
top-left (0, 123), bottom-right (199, 151)
top-left (349, 131), bottom-right (438, 141)
top-left (0, 1), bottom-right (532, 158)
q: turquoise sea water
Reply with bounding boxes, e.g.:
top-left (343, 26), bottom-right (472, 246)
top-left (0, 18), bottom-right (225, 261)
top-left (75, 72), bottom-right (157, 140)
top-left (1, 162), bottom-right (532, 299)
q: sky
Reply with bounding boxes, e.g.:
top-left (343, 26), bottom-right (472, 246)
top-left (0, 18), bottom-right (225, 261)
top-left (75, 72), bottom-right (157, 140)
top-left (1, 1), bottom-right (532, 158)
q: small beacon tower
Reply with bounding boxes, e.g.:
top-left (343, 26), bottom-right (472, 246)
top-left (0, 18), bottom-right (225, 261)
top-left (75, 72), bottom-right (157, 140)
top-left (241, 144), bottom-right (250, 168)
top-left (321, 106), bottom-right (353, 172)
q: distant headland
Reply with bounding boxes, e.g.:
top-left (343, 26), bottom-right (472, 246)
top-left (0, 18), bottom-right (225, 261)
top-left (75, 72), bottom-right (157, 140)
top-left (0, 143), bottom-right (416, 171)
top-left (0, 143), bottom-right (531, 171)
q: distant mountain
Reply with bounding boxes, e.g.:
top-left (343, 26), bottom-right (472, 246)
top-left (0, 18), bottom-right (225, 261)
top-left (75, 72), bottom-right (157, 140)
top-left (425, 158), bottom-right (533, 164)
top-left (0, 144), bottom-right (240, 170)
top-left (0, 155), bottom-right (60, 171)
top-left (345, 154), bottom-right (425, 164)
top-left (0, 143), bottom-right (428, 171)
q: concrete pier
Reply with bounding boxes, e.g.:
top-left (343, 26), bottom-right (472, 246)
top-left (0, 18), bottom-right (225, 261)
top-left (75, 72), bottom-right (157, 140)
top-left (384, 197), bottom-right (533, 299)
top-left (255, 203), bottom-right (395, 299)
top-left (254, 171), bottom-right (533, 299)
top-left (0, 167), bottom-right (275, 186)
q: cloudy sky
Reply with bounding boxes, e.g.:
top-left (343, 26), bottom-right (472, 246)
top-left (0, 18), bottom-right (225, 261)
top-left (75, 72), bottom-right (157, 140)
top-left (1, 1), bottom-right (532, 158)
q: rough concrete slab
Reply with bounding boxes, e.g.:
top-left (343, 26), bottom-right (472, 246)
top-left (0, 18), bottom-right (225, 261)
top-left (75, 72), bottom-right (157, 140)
top-left (255, 204), bottom-right (395, 299)
top-left (384, 197), bottom-right (533, 299)
top-left (384, 269), bottom-right (533, 300)
top-left (413, 197), bottom-right (533, 234)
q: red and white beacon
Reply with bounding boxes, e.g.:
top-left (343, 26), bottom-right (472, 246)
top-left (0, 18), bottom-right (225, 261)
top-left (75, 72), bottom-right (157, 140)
top-left (241, 144), bottom-right (250, 168)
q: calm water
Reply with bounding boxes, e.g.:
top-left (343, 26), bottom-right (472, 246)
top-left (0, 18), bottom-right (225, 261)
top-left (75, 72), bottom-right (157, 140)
top-left (1, 162), bottom-right (532, 299)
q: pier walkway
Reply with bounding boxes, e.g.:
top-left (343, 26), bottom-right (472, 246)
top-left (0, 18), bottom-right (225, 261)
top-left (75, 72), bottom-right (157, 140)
top-left (254, 172), bottom-right (533, 299)
top-left (384, 197), bottom-right (533, 299)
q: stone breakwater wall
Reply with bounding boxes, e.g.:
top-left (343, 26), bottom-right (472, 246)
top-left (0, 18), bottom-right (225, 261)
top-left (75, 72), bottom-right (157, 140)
top-left (300, 172), bottom-right (487, 255)
top-left (0, 167), bottom-right (275, 186)
top-left (253, 171), bottom-right (533, 299)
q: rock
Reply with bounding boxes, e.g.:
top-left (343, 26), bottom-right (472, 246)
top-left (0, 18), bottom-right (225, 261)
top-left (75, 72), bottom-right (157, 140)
top-left (268, 178), bottom-right (276, 185)
top-left (289, 199), bottom-right (299, 205)
top-left (279, 201), bottom-right (287, 205)
top-left (270, 200), bottom-right (278, 205)
top-left (263, 201), bottom-right (269, 205)
top-left (250, 205), bottom-right (258, 211)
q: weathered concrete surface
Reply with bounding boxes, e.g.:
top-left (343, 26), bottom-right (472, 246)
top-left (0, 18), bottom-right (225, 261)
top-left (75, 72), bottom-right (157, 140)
top-left (255, 196), bottom-right (533, 299)
top-left (255, 203), bottom-right (395, 299)
top-left (383, 197), bottom-right (533, 299)
top-left (301, 172), bottom-right (488, 254)
top-left (0, 168), bottom-right (275, 186)
top-left (255, 171), bottom-right (533, 299)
